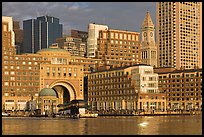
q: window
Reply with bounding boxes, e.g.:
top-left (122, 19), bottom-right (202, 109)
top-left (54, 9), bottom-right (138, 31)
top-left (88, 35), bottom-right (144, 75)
top-left (69, 68), bottom-right (72, 76)
top-left (10, 71), bottom-right (15, 75)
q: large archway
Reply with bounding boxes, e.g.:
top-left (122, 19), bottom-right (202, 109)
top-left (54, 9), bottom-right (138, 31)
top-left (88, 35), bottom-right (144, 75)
top-left (49, 80), bottom-right (77, 105)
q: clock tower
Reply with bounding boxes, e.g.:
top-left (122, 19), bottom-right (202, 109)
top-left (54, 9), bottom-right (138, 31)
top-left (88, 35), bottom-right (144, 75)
top-left (140, 10), bottom-right (157, 67)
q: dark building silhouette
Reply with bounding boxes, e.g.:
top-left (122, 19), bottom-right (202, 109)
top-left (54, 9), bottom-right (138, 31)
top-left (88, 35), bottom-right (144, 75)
top-left (13, 21), bottom-right (23, 54)
top-left (23, 15), bottom-right (63, 53)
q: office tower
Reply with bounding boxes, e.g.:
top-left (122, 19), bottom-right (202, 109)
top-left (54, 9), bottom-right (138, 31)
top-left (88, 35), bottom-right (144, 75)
top-left (13, 21), bottom-right (23, 54)
top-left (23, 15), bottom-right (63, 53)
top-left (97, 29), bottom-right (141, 68)
top-left (156, 2), bottom-right (202, 69)
top-left (141, 11), bottom-right (157, 67)
top-left (87, 23), bottom-right (108, 58)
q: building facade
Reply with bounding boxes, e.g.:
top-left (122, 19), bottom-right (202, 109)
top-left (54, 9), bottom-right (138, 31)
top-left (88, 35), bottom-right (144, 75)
top-left (141, 11), bottom-right (157, 67)
top-left (71, 29), bottom-right (88, 56)
top-left (23, 15), bottom-right (63, 53)
top-left (2, 16), bottom-right (83, 113)
top-left (87, 23), bottom-right (108, 58)
top-left (88, 65), bottom-right (166, 113)
top-left (97, 29), bottom-right (141, 68)
top-left (155, 67), bottom-right (202, 111)
top-left (156, 2), bottom-right (202, 69)
top-left (56, 36), bottom-right (86, 57)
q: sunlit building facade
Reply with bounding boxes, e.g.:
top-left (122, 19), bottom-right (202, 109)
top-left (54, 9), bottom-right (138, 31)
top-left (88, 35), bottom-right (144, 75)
top-left (88, 65), bottom-right (166, 112)
top-left (156, 2), bottom-right (202, 69)
top-left (97, 29), bottom-right (141, 68)
top-left (2, 16), bottom-right (84, 113)
top-left (155, 67), bottom-right (202, 111)
top-left (56, 36), bottom-right (86, 57)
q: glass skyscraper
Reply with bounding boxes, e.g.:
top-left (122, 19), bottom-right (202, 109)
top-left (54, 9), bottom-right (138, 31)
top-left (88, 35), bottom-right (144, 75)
top-left (23, 15), bottom-right (63, 53)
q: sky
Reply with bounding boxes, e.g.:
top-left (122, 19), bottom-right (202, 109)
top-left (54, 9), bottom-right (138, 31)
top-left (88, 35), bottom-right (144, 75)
top-left (2, 2), bottom-right (156, 35)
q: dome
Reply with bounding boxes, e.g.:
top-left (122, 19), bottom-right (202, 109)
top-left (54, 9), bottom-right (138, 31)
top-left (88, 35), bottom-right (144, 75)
top-left (39, 88), bottom-right (57, 97)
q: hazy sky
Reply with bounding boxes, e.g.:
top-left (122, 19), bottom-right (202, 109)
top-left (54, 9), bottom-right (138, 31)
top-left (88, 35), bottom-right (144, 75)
top-left (2, 2), bottom-right (156, 34)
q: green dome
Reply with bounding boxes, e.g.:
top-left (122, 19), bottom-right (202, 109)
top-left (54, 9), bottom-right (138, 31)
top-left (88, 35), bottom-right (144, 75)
top-left (39, 88), bottom-right (57, 97)
top-left (37, 48), bottom-right (68, 53)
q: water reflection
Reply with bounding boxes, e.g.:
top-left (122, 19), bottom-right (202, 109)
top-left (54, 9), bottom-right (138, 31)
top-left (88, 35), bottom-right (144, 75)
top-left (2, 115), bottom-right (202, 135)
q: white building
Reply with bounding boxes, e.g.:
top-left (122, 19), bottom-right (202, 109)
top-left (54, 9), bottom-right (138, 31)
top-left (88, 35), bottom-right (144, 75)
top-left (131, 65), bottom-right (159, 94)
top-left (87, 23), bottom-right (108, 58)
top-left (2, 16), bottom-right (15, 47)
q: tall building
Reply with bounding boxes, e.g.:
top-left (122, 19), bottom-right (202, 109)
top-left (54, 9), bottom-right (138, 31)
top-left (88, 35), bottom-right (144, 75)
top-left (141, 11), bottom-right (157, 67)
top-left (23, 15), bottom-right (63, 53)
top-left (87, 23), bottom-right (108, 58)
top-left (97, 29), bottom-right (141, 68)
top-left (13, 21), bottom-right (23, 54)
top-left (156, 2), bottom-right (202, 69)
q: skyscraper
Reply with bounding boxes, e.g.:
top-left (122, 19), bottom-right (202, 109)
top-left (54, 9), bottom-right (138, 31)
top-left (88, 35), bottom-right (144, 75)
top-left (23, 15), bottom-right (63, 53)
top-left (13, 21), bottom-right (23, 54)
top-left (156, 2), bottom-right (202, 69)
top-left (141, 11), bottom-right (157, 67)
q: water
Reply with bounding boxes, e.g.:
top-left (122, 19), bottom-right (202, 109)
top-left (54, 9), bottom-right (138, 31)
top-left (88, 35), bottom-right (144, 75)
top-left (2, 115), bottom-right (202, 135)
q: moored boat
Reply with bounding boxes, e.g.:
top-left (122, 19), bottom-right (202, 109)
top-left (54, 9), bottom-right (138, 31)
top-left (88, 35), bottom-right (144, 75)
top-left (79, 113), bottom-right (98, 118)
top-left (2, 112), bottom-right (10, 117)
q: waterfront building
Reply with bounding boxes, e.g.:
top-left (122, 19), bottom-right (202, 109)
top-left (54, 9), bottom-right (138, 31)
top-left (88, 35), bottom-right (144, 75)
top-left (140, 11), bottom-right (157, 67)
top-left (96, 29), bottom-right (141, 68)
top-left (2, 16), bottom-right (83, 113)
top-left (38, 88), bottom-right (59, 115)
top-left (23, 15), bottom-right (63, 53)
top-left (154, 67), bottom-right (202, 111)
top-left (156, 2), bottom-right (202, 69)
top-left (87, 23), bottom-right (108, 58)
top-left (88, 64), bottom-right (166, 112)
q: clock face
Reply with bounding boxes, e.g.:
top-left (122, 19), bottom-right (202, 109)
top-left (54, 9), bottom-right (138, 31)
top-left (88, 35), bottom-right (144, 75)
top-left (143, 32), bottom-right (147, 37)
top-left (150, 32), bottom-right (153, 37)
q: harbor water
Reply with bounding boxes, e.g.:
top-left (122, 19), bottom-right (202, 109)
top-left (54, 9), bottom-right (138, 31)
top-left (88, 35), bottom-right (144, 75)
top-left (2, 115), bottom-right (202, 135)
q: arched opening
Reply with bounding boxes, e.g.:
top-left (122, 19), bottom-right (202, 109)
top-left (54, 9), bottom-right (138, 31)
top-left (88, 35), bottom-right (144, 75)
top-left (52, 85), bottom-right (71, 104)
top-left (49, 81), bottom-right (77, 105)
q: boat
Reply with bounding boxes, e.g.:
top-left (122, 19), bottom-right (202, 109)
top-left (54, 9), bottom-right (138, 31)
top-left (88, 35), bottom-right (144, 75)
top-left (2, 112), bottom-right (10, 117)
top-left (79, 113), bottom-right (98, 118)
